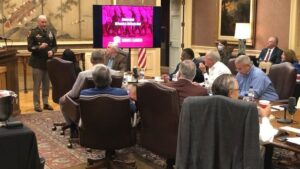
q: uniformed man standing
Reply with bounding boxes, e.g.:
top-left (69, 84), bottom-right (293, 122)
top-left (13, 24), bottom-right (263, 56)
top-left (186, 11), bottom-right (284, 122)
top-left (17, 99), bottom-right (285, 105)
top-left (27, 15), bottom-right (57, 112)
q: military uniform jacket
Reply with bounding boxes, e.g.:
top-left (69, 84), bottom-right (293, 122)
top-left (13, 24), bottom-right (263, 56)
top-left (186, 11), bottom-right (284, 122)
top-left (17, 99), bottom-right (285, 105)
top-left (27, 27), bottom-right (57, 70)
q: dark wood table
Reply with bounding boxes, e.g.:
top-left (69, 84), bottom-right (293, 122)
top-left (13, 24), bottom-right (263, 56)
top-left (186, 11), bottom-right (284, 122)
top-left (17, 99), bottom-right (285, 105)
top-left (17, 52), bottom-right (85, 93)
top-left (264, 108), bottom-right (300, 169)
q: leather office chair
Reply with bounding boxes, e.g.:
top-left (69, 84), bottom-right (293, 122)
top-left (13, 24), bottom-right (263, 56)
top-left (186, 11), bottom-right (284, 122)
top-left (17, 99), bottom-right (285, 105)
top-left (47, 57), bottom-right (77, 134)
top-left (137, 82), bottom-right (180, 169)
top-left (176, 95), bottom-right (262, 169)
top-left (83, 75), bottom-right (123, 89)
top-left (227, 58), bottom-right (237, 75)
top-left (268, 62), bottom-right (297, 100)
top-left (79, 94), bottom-right (136, 169)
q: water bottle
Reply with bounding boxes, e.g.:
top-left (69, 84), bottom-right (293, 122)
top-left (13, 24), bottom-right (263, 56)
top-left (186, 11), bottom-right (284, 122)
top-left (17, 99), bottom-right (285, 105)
top-left (139, 68), bottom-right (145, 80)
top-left (243, 93), bottom-right (250, 102)
top-left (248, 86), bottom-right (255, 102)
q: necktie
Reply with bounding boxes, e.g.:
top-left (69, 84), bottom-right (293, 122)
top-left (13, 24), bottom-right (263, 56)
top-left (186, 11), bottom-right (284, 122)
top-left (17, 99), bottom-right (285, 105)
top-left (264, 49), bottom-right (271, 62)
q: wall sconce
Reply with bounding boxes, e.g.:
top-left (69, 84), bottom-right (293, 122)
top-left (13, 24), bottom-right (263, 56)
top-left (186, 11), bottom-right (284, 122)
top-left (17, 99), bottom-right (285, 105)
top-left (234, 23), bottom-right (251, 55)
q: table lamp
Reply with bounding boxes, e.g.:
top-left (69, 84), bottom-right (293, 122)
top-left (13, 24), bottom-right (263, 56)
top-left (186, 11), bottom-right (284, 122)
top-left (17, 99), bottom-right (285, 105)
top-left (234, 23), bottom-right (251, 55)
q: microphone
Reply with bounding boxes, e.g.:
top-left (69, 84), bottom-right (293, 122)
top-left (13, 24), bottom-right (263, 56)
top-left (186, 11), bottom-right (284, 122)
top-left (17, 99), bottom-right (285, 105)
top-left (277, 97), bottom-right (297, 124)
top-left (287, 97), bottom-right (296, 115)
top-left (0, 36), bottom-right (11, 40)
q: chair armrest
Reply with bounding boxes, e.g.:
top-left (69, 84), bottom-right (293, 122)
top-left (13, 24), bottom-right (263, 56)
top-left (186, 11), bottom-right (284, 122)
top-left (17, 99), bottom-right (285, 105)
top-left (63, 95), bottom-right (80, 124)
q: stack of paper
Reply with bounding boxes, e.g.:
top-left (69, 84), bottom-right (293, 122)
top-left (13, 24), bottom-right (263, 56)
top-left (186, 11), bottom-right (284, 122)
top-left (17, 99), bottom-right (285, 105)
top-left (279, 126), bottom-right (300, 134)
top-left (286, 137), bottom-right (300, 146)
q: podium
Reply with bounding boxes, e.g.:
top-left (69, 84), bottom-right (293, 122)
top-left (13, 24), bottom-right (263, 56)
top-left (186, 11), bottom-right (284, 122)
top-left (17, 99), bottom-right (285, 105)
top-left (0, 49), bottom-right (20, 115)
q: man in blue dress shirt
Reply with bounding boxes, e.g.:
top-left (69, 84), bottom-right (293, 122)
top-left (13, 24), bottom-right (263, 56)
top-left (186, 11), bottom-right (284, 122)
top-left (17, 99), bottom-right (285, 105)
top-left (80, 64), bottom-right (136, 113)
top-left (235, 55), bottom-right (279, 101)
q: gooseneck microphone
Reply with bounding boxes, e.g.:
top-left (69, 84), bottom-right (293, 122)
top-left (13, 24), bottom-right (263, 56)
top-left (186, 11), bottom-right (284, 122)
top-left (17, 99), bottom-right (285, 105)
top-left (277, 97), bottom-right (297, 124)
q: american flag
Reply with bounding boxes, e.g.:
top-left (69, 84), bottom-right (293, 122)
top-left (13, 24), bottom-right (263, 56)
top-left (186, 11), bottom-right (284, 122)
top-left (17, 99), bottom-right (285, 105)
top-left (138, 48), bottom-right (147, 68)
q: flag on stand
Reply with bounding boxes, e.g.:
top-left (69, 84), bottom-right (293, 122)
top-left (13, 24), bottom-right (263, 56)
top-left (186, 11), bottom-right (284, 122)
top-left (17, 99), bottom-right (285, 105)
top-left (138, 48), bottom-right (147, 68)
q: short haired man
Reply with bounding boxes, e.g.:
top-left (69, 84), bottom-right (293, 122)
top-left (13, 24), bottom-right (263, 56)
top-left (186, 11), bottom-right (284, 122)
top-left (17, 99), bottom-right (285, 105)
top-left (165, 60), bottom-right (208, 107)
top-left (59, 50), bottom-right (117, 126)
top-left (212, 74), bottom-right (278, 143)
top-left (169, 48), bottom-right (204, 83)
top-left (258, 36), bottom-right (283, 64)
top-left (104, 42), bottom-right (127, 71)
top-left (235, 55), bottom-right (278, 101)
top-left (199, 49), bottom-right (231, 88)
top-left (27, 15), bottom-right (57, 112)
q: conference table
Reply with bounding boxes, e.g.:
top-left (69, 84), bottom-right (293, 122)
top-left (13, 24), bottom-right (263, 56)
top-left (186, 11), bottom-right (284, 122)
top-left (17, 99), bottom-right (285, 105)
top-left (264, 106), bottom-right (300, 168)
top-left (17, 52), bottom-right (85, 93)
top-left (0, 124), bottom-right (42, 169)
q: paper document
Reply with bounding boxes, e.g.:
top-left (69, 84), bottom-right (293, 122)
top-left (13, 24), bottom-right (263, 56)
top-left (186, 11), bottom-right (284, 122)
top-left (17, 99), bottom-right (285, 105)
top-left (271, 105), bottom-right (285, 112)
top-left (286, 137), bottom-right (300, 146)
top-left (279, 126), bottom-right (300, 134)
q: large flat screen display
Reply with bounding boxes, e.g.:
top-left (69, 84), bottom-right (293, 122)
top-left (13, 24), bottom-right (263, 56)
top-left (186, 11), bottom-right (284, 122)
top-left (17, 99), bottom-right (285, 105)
top-left (93, 5), bottom-right (161, 48)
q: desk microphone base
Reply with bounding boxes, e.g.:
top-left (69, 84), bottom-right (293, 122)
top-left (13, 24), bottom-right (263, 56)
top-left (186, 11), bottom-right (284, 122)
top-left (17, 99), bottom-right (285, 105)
top-left (277, 118), bottom-right (293, 124)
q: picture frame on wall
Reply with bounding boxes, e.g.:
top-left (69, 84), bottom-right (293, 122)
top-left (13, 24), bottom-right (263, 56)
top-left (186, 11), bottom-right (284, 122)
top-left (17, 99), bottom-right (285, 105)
top-left (218, 0), bottom-right (256, 46)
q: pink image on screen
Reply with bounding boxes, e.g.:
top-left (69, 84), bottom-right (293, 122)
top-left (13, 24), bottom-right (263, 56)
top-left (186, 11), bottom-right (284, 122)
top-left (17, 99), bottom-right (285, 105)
top-left (102, 6), bottom-right (153, 48)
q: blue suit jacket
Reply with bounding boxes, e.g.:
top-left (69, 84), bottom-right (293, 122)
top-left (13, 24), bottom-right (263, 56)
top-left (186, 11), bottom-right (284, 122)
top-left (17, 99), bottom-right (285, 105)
top-left (258, 47), bottom-right (283, 64)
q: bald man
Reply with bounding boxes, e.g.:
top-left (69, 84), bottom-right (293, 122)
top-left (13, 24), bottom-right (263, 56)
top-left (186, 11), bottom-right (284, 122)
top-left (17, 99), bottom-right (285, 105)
top-left (258, 36), bottom-right (283, 64)
top-left (27, 15), bottom-right (57, 112)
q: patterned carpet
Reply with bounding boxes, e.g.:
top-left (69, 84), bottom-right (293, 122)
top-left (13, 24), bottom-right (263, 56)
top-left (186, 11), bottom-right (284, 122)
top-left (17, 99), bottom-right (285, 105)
top-left (16, 111), bottom-right (165, 169)
top-left (16, 111), bottom-right (300, 169)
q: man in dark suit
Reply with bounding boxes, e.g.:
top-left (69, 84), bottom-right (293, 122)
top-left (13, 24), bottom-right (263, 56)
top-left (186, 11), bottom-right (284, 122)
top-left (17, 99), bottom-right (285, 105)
top-left (169, 48), bottom-right (204, 83)
top-left (165, 60), bottom-right (208, 107)
top-left (104, 42), bottom-right (128, 71)
top-left (258, 36), bottom-right (283, 64)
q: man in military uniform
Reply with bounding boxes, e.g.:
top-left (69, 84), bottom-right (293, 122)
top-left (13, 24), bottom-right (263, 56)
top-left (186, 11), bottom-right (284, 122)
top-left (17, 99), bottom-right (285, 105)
top-left (27, 15), bottom-right (57, 112)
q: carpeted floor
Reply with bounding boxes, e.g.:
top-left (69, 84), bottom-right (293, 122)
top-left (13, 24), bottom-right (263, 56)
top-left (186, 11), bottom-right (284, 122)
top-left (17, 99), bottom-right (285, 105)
top-left (16, 111), bottom-right (300, 169)
top-left (16, 111), bottom-right (166, 169)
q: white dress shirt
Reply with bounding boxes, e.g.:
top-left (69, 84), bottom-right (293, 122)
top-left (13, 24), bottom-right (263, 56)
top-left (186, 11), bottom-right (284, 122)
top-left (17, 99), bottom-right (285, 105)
top-left (260, 117), bottom-right (278, 143)
top-left (203, 61), bottom-right (232, 88)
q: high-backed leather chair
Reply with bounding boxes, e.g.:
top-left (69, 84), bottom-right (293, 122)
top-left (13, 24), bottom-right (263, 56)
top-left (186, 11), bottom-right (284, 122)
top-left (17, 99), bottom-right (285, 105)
top-left (47, 57), bottom-right (77, 133)
top-left (83, 75), bottom-right (124, 89)
top-left (137, 82), bottom-right (180, 168)
top-left (176, 95), bottom-right (262, 169)
top-left (268, 62), bottom-right (297, 100)
top-left (227, 58), bottom-right (237, 75)
top-left (79, 94), bottom-right (136, 168)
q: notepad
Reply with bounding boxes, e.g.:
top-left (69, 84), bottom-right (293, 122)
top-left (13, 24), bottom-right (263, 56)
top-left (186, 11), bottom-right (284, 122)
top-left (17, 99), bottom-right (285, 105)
top-left (279, 126), bottom-right (300, 134)
top-left (286, 137), bottom-right (300, 146)
top-left (271, 105), bottom-right (285, 112)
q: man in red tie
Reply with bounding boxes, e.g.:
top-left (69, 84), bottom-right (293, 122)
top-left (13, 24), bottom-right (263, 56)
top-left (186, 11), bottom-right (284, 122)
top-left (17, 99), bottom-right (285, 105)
top-left (258, 36), bottom-right (283, 64)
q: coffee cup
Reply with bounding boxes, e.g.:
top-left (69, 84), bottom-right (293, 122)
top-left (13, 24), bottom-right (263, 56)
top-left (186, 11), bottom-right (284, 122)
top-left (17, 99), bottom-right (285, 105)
top-left (259, 100), bottom-right (270, 108)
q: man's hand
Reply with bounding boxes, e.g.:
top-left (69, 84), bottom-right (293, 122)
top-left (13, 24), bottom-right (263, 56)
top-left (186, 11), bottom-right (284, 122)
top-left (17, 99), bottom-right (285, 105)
top-left (259, 104), bottom-right (271, 117)
top-left (199, 63), bottom-right (206, 73)
top-left (39, 43), bottom-right (48, 49)
top-left (48, 50), bottom-right (54, 57)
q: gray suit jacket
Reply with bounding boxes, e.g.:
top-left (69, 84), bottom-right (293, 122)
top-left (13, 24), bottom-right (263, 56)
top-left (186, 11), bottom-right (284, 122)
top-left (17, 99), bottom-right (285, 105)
top-left (104, 53), bottom-right (128, 71)
top-left (176, 95), bottom-right (262, 169)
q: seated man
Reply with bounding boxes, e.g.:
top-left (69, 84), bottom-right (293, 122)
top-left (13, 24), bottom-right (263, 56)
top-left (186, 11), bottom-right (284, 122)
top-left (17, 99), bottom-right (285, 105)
top-left (169, 48), bottom-right (204, 83)
top-left (235, 55), bottom-right (279, 101)
top-left (164, 60), bottom-right (208, 107)
top-left (211, 74), bottom-right (278, 143)
top-left (80, 64), bottom-right (136, 114)
top-left (199, 49), bottom-right (231, 88)
top-left (216, 40), bottom-right (232, 65)
top-left (59, 50), bottom-right (120, 126)
top-left (104, 42), bottom-right (128, 71)
top-left (258, 36), bottom-right (282, 64)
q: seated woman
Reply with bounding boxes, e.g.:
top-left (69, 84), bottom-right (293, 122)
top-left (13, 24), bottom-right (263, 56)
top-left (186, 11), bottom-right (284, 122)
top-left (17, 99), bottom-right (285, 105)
top-left (62, 49), bottom-right (82, 76)
top-left (281, 49), bottom-right (300, 74)
top-left (211, 74), bottom-right (278, 143)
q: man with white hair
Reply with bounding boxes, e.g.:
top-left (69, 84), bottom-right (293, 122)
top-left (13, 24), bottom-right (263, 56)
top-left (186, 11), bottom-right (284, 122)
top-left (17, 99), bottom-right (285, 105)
top-left (104, 42), bottom-right (127, 71)
top-left (258, 36), bottom-right (282, 64)
top-left (27, 15), bottom-right (57, 112)
top-left (199, 49), bottom-right (231, 88)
